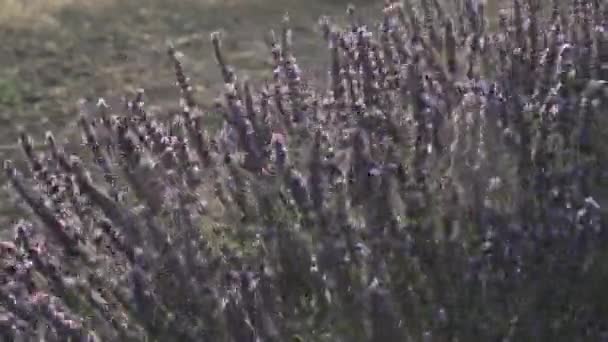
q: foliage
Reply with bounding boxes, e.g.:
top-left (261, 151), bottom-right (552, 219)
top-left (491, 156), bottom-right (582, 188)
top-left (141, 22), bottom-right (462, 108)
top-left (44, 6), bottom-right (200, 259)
top-left (1, 0), bottom-right (607, 341)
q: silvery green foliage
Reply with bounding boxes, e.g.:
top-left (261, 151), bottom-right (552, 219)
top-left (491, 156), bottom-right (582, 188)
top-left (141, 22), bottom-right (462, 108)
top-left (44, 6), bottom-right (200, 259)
top-left (2, 0), bottom-right (608, 341)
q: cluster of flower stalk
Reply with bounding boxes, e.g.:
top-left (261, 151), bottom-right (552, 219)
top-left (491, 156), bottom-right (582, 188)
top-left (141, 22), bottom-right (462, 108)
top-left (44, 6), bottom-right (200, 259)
top-left (2, 0), bottom-right (608, 340)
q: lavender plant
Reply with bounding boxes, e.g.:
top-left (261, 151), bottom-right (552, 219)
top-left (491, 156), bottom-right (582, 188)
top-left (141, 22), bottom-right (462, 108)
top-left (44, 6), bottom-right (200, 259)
top-left (2, 0), bottom-right (608, 341)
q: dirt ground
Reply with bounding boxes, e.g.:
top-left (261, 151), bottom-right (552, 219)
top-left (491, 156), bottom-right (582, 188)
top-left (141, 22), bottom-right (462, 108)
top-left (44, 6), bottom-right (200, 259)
top-left (0, 0), bottom-right (387, 228)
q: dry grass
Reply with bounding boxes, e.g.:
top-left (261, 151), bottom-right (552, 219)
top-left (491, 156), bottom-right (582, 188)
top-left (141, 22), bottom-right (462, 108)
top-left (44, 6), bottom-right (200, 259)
top-left (0, 0), bottom-right (319, 28)
top-left (0, 0), bottom-right (116, 27)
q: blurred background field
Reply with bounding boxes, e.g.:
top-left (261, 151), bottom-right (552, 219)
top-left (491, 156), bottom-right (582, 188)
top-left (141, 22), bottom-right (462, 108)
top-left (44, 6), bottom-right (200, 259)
top-left (0, 0), bottom-right (387, 228)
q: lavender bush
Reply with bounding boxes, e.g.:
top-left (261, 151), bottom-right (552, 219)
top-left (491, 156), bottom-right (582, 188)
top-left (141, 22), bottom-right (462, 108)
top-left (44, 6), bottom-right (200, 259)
top-left (2, 0), bottom-right (608, 340)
